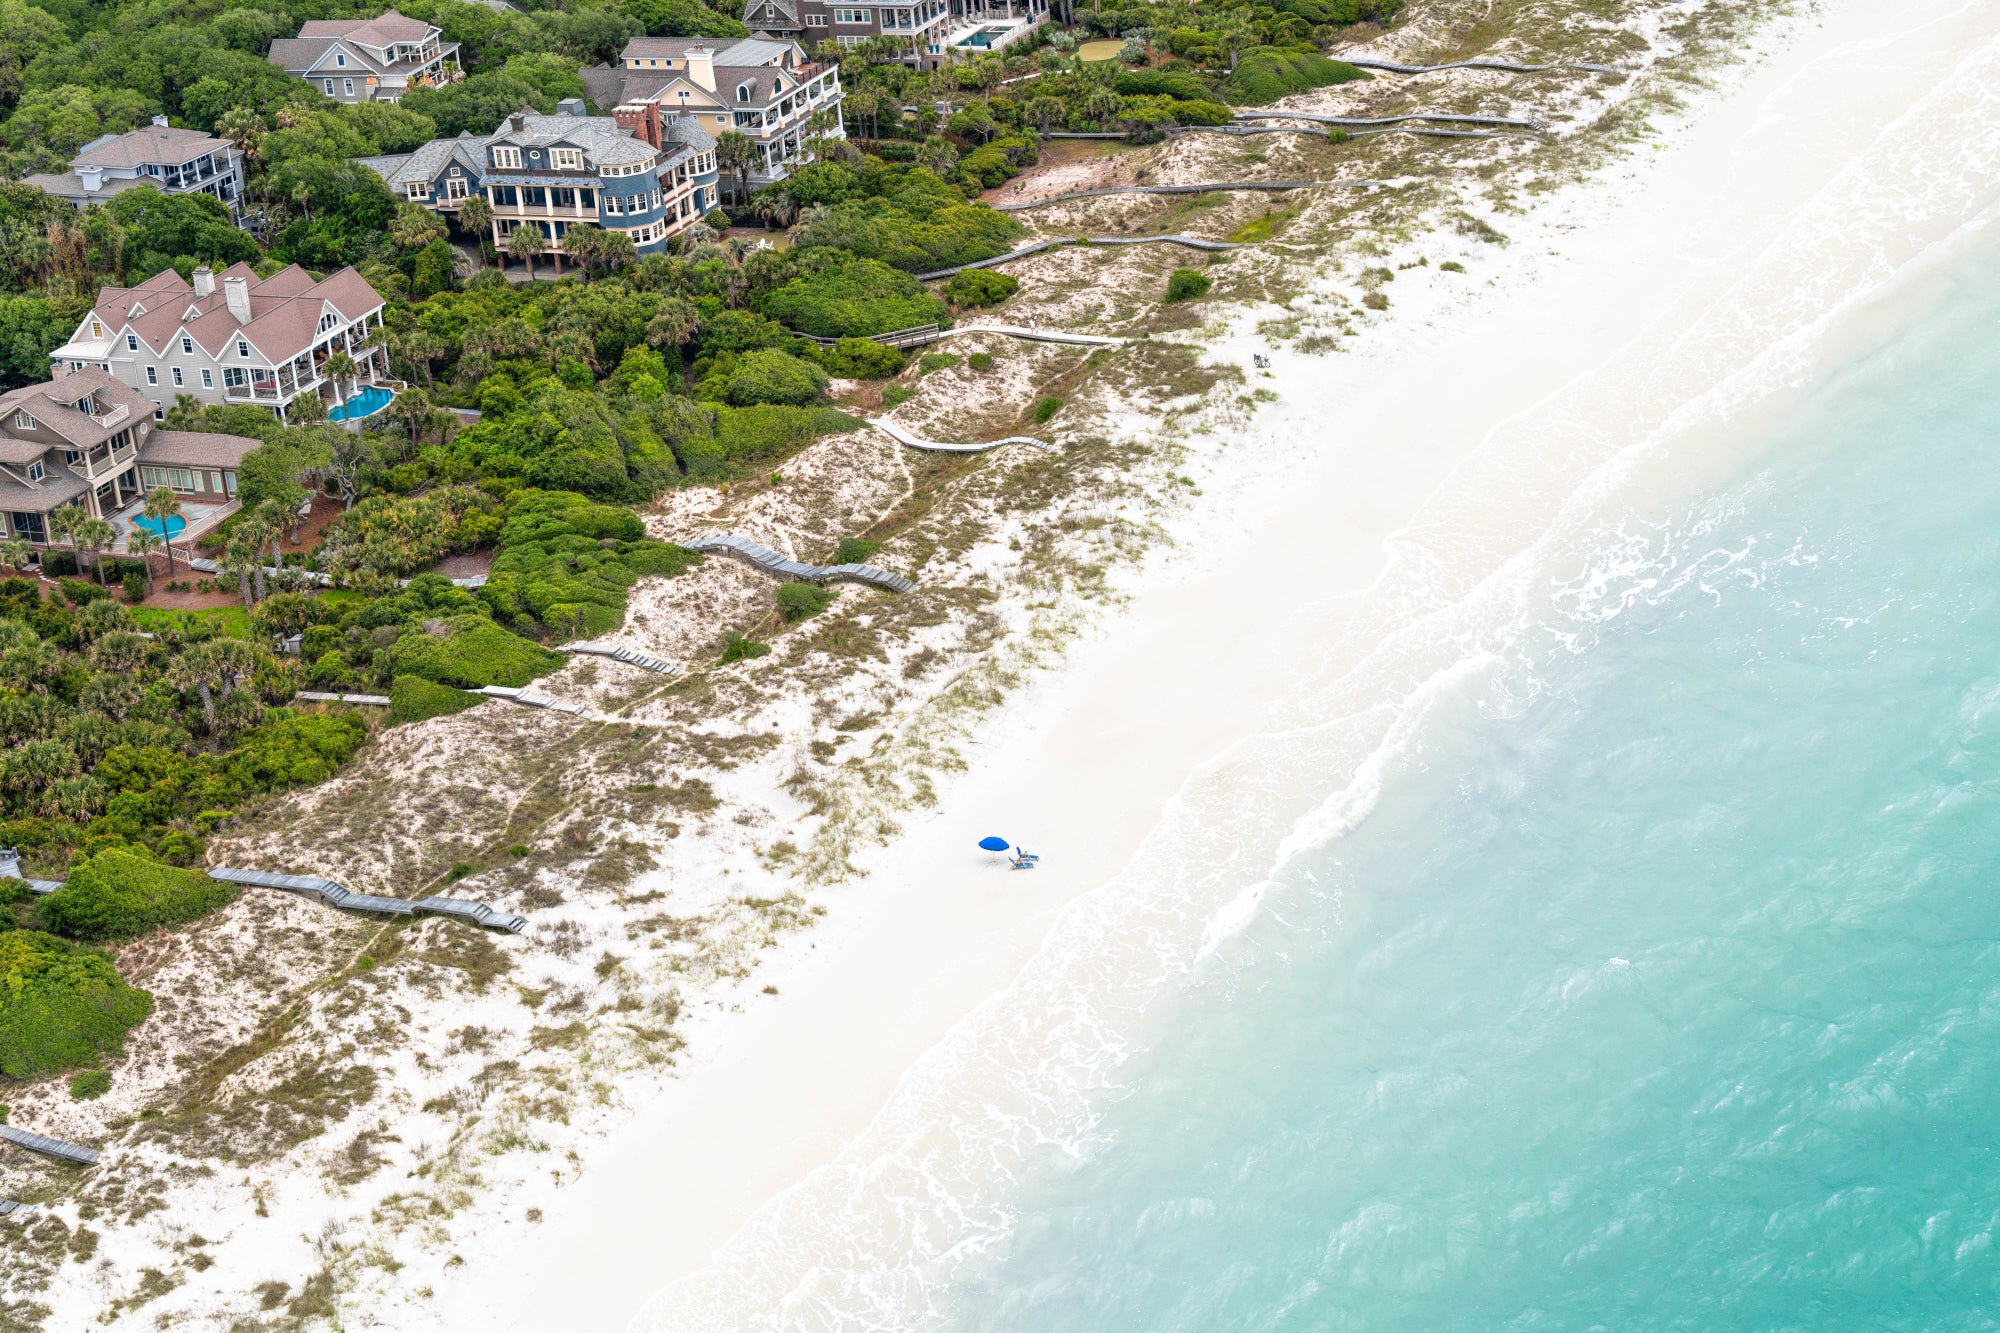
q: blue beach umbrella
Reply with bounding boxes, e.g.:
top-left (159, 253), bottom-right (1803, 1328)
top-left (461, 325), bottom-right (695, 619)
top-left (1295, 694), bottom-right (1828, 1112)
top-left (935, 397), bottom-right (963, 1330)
top-left (978, 836), bottom-right (1011, 852)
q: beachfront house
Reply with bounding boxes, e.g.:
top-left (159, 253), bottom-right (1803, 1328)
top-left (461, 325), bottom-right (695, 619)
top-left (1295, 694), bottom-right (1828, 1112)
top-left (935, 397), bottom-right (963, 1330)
top-left (268, 10), bottom-right (462, 104)
top-left (738, 0), bottom-right (1046, 66)
top-left (0, 369), bottom-right (258, 545)
top-left (20, 118), bottom-right (245, 219)
top-left (366, 104), bottom-right (709, 269)
top-left (48, 263), bottom-right (388, 420)
top-left (582, 37), bottom-right (842, 201)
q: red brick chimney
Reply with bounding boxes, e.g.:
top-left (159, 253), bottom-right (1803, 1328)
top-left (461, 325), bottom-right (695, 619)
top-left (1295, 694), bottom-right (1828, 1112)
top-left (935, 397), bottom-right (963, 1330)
top-left (614, 102), bottom-right (662, 150)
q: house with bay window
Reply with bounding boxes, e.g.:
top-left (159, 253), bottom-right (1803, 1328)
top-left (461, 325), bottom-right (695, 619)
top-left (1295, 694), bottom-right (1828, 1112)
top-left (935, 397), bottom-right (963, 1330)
top-left (0, 370), bottom-right (258, 547)
top-left (364, 104), bottom-right (711, 271)
top-left (48, 262), bottom-right (388, 421)
top-left (582, 37), bottom-right (843, 200)
top-left (268, 10), bottom-right (462, 104)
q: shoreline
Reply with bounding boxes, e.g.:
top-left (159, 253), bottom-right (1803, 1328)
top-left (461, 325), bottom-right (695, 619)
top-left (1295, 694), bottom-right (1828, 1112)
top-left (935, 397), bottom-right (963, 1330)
top-left (432, 1), bottom-right (2000, 1328)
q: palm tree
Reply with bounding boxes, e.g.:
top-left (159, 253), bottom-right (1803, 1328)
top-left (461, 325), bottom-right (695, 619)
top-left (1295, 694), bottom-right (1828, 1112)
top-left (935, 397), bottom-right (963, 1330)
top-left (171, 638), bottom-right (262, 728)
top-left (323, 349), bottom-right (359, 412)
top-left (506, 223), bottom-right (545, 280)
top-left (221, 537), bottom-right (261, 607)
top-left (0, 538), bottom-right (31, 574)
top-left (646, 297), bottom-right (700, 350)
top-left (564, 223), bottom-right (607, 281)
top-left (390, 203), bottom-right (446, 251)
top-left (1084, 87), bottom-right (1125, 129)
top-left (75, 516), bottom-right (115, 586)
top-left (290, 391), bottom-right (328, 426)
top-left (125, 529), bottom-right (162, 598)
top-left (48, 503), bottom-right (86, 576)
top-left (915, 135), bottom-right (959, 176)
top-left (387, 386), bottom-right (434, 447)
top-left (144, 487), bottom-right (183, 575)
top-left (458, 195), bottom-right (493, 264)
top-left (1025, 95), bottom-right (1068, 133)
top-left (715, 130), bottom-right (757, 207)
top-left (598, 228), bottom-right (636, 274)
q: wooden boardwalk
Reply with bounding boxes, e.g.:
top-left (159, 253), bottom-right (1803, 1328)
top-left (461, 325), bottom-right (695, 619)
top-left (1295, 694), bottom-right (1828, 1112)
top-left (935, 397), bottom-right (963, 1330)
top-left (208, 868), bottom-right (529, 933)
top-left (690, 534), bottom-right (917, 593)
top-left (566, 642), bottom-right (679, 675)
top-left (868, 418), bottom-right (1056, 457)
top-left (0, 1124), bottom-right (100, 1167)
top-left (917, 234), bottom-right (1243, 282)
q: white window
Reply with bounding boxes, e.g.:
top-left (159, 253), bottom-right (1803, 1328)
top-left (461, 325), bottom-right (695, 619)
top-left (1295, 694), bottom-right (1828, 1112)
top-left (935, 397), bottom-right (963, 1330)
top-left (604, 193), bottom-right (623, 215)
top-left (181, 336), bottom-right (193, 354)
top-left (172, 367), bottom-right (183, 386)
top-left (319, 312), bottom-right (339, 332)
top-left (407, 181), bottom-right (429, 199)
top-left (324, 79), bottom-right (336, 94)
top-left (651, 188), bottom-right (661, 208)
top-left (493, 146), bottom-right (521, 168)
top-left (146, 366), bottom-right (158, 385)
top-left (806, 13), bottom-right (827, 24)
top-left (26, 462), bottom-right (42, 482)
top-left (336, 53), bottom-right (346, 66)
top-left (89, 320), bottom-right (104, 338)
top-left (201, 369), bottom-right (213, 388)
top-left (153, 404), bottom-right (164, 420)
top-left (552, 148), bottom-right (584, 170)
top-left (343, 78), bottom-right (354, 95)
top-left (12, 412), bottom-right (33, 429)
top-left (445, 177), bottom-right (467, 201)
top-left (834, 8), bottom-right (873, 22)
top-left (737, 84), bottom-right (751, 102)
top-left (142, 465), bottom-right (198, 491)
top-left (224, 367), bottom-right (246, 388)
top-left (237, 339), bottom-right (250, 358)
top-left (125, 333), bottom-right (138, 350)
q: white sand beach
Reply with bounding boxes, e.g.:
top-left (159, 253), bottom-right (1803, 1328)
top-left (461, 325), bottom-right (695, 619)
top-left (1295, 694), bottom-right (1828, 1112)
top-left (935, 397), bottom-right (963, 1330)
top-left (423, 1), bottom-right (2000, 1328)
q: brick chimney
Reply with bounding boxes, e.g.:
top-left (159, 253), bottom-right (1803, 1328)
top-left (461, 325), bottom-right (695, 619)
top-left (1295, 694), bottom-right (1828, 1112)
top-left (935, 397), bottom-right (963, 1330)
top-left (614, 102), bottom-right (661, 150)
top-left (192, 265), bottom-right (215, 297)
top-left (686, 44), bottom-right (715, 92)
top-left (223, 275), bottom-right (252, 324)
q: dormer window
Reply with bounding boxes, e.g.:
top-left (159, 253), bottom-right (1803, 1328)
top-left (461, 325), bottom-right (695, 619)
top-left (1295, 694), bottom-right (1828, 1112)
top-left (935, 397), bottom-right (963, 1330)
top-left (125, 333), bottom-right (138, 350)
top-left (13, 412), bottom-right (33, 429)
top-left (493, 146), bottom-right (521, 168)
top-left (737, 84), bottom-right (751, 103)
top-left (552, 148), bottom-right (583, 170)
top-left (89, 320), bottom-right (105, 338)
top-left (336, 53), bottom-right (347, 65)
top-left (318, 312), bottom-right (339, 332)
top-left (26, 462), bottom-right (42, 483)
top-left (181, 336), bottom-right (193, 354)
top-left (237, 339), bottom-right (250, 358)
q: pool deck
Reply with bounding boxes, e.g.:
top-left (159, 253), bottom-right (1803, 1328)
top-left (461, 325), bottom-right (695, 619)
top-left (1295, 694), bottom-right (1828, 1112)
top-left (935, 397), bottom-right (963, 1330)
top-left (109, 498), bottom-right (238, 555)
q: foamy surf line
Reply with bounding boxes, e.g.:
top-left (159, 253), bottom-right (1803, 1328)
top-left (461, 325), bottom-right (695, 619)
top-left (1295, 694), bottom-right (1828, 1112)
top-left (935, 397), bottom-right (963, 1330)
top-left (631, 9), bottom-right (2000, 1329)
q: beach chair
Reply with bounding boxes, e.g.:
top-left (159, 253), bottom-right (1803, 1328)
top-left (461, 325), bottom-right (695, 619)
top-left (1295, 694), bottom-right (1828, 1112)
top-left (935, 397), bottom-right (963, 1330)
top-left (1009, 854), bottom-right (1036, 870)
top-left (1013, 848), bottom-right (1039, 861)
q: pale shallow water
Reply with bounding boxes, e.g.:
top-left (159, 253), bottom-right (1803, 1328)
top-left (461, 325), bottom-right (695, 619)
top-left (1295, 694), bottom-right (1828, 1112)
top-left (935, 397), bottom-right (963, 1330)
top-left (938, 232), bottom-right (2000, 1331)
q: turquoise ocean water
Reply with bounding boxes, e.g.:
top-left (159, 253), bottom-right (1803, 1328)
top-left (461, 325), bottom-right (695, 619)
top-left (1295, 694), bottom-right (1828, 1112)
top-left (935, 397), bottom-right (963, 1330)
top-left (936, 239), bottom-right (2000, 1327)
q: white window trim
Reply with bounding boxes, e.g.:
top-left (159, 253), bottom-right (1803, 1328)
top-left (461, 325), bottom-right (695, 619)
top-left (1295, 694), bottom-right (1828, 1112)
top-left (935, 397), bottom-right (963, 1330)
top-left (146, 366), bottom-right (158, 385)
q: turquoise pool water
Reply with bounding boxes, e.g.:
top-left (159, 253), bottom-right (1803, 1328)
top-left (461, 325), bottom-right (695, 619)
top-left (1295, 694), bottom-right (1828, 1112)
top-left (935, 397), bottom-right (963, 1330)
top-left (130, 513), bottom-right (186, 538)
top-left (327, 385), bottom-right (393, 422)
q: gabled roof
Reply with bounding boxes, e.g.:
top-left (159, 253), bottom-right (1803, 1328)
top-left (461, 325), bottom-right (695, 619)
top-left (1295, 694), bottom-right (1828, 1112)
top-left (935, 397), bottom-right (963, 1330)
top-left (582, 63), bottom-right (803, 113)
top-left (619, 35), bottom-right (805, 67)
top-left (86, 263), bottom-right (384, 365)
top-left (75, 125), bottom-right (232, 170)
top-left (269, 36), bottom-right (388, 78)
top-left (298, 10), bottom-right (436, 46)
top-left (489, 111), bottom-right (658, 167)
top-left (0, 369), bottom-right (154, 451)
top-left (663, 113), bottom-right (717, 153)
top-left (745, 0), bottom-right (803, 29)
top-left (359, 133), bottom-right (484, 189)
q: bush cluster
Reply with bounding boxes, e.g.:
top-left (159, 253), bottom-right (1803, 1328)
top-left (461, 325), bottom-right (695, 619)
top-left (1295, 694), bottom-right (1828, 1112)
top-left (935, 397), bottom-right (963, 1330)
top-left (943, 271), bottom-right (1019, 308)
top-left (1166, 268), bottom-right (1214, 302)
top-left (38, 848), bottom-right (239, 942)
top-left (389, 675), bottom-right (485, 727)
top-left (1223, 49), bottom-right (1369, 106)
top-left (0, 930), bottom-right (154, 1080)
top-left (481, 490), bottom-right (702, 641)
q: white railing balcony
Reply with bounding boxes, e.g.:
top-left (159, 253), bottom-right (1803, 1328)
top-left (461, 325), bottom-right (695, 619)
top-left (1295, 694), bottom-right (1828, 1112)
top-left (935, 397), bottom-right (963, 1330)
top-left (90, 404), bottom-right (129, 429)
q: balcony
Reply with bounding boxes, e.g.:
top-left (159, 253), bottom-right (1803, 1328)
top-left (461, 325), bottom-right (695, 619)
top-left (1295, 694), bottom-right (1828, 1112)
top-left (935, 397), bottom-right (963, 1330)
top-left (90, 403), bottom-right (129, 429)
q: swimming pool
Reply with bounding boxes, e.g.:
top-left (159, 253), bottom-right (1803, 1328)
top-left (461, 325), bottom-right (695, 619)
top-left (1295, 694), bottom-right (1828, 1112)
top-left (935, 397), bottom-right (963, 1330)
top-left (131, 513), bottom-right (187, 538)
top-left (327, 385), bottom-right (394, 422)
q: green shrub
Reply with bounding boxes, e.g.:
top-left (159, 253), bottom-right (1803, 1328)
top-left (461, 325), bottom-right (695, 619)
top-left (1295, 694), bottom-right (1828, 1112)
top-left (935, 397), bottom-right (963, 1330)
top-left (943, 269), bottom-right (1019, 308)
top-left (483, 490), bottom-right (703, 640)
top-left (39, 848), bottom-right (238, 942)
top-left (0, 931), bottom-right (153, 1079)
top-left (918, 351), bottom-right (960, 375)
top-left (1440, 260), bottom-right (1466, 273)
top-left (720, 631), bottom-right (769, 662)
top-left (217, 711), bottom-right (370, 794)
top-left (758, 257), bottom-right (950, 339)
top-left (1169, 99), bottom-right (1234, 126)
top-left (389, 674), bottom-right (484, 726)
top-left (967, 352), bottom-right (995, 372)
top-left (720, 349), bottom-right (829, 406)
top-left (776, 583), bottom-right (834, 622)
top-left (59, 578), bottom-right (105, 606)
top-left (68, 1068), bottom-right (110, 1100)
top-left (1113, 68), bottom-right (1220, 101)
top-left (1223, 48), bottom-right (1368, 106)
top-left (831, 537), bottom-right (883, 565)
top-left (121, 572), bottom-right (146, 604)
top-left (881, 384), bottom-right (913, 407)
top-left (817, 337), bottom-right (906, 379)
top-left (1033, 395), bottom-right (1064, 424)
top-left (388, 615), bottom-right (566, 688)
top-left (792, 169), bottom-right (1025, 274)
top-left (703, 209), bottom-right (732, 229)
top-left (1166, 268), bottom-right (1213, 302)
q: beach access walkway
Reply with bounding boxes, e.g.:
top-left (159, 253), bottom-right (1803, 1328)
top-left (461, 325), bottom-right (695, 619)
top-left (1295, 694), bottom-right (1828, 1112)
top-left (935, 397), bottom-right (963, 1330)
top-left (689, 534), bottom-right (917, 593)
top-left (868, 417), bottom-right (1056, 456)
